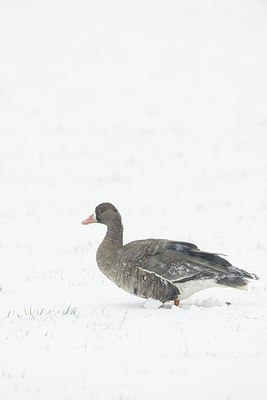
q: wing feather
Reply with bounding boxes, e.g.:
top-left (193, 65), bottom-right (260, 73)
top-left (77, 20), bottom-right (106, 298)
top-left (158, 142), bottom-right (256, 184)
top-left (118, 239), bottom-right (234, 283)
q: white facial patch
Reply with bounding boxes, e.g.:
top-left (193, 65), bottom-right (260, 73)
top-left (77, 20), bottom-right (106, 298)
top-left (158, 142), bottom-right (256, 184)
top-left (93, 211), bottom-right (97, 222)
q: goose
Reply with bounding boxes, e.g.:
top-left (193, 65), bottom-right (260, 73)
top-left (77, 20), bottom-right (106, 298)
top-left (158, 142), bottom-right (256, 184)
top-left (82, 203), bottom-right (258, 307)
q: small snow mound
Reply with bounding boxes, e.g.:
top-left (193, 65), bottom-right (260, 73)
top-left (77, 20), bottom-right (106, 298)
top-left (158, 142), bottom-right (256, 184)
top-left (194, 297), bottom-right (221, 308)
top-left (179, 303), bottom-right (192, 310)
top-left (143, 298), bottom-right (163, 309)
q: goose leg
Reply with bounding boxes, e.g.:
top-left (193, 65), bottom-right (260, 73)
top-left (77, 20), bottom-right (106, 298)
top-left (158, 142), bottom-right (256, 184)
top-left (174, 298), bottom-right (180, 307)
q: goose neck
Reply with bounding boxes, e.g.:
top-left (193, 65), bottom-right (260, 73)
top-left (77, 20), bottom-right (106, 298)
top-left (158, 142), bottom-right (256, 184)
top-left (105, 219), bottom-right (123, 245)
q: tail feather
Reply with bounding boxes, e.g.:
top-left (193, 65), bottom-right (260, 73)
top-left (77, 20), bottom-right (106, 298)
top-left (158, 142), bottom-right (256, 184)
top-left (230, 266), bottom-right (259, 281)
top-left (217, 276), bottom-right (251, 289)
top-left (216, 265), bottom-right (259, 288)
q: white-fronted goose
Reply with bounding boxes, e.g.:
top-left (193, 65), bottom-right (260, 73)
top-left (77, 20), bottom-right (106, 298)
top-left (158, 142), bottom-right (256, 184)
top-left (82, 203), bottom-right (258, 306)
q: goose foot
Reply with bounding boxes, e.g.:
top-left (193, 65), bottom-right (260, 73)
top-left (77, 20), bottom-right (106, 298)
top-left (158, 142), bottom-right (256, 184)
top-left (174, 298), bottom-right (180, 307)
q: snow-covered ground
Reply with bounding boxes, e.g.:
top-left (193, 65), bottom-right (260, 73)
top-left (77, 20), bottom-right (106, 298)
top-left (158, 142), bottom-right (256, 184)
top-left (1, 0), bottom-right (267, 399)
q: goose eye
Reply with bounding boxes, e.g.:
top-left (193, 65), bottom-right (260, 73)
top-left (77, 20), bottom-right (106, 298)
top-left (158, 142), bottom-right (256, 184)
top-left (99, 209), bottom-right (104, 214)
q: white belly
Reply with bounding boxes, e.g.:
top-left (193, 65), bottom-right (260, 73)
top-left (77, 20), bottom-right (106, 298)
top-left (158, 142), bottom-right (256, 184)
top-left (175, 279), bottom-right (219, 300)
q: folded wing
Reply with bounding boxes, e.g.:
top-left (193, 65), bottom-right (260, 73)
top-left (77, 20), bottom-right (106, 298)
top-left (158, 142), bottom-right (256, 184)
top-left (117, 239), bottom-right (257, 284)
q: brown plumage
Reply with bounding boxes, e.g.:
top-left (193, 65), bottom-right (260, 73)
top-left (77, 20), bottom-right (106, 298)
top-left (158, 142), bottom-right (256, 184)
top-left (82, 203), bottom-right (258, 305)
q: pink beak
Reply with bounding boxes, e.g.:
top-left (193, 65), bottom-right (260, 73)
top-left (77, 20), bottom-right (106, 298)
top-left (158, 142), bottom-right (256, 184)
top-left (81, 213), bottom-right (97, 225)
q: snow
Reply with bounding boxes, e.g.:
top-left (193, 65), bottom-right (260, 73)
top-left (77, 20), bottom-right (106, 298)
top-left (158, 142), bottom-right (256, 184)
top-left (143, 298), bottom-right (163, 309)
top-left (0, 0), bottom-right (267, 399)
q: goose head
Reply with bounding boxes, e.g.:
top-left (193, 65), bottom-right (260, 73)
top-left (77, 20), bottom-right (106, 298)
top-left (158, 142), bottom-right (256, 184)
top-left (81, 202), bottom-right (121, 227)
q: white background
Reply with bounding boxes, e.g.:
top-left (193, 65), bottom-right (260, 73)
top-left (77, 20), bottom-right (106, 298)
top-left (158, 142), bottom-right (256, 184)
top-left (0, 1), bottom-right (267, 399)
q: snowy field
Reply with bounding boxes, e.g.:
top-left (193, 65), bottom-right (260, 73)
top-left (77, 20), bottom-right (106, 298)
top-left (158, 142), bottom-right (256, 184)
top-left (1, 0), bottom-right (267, 399)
